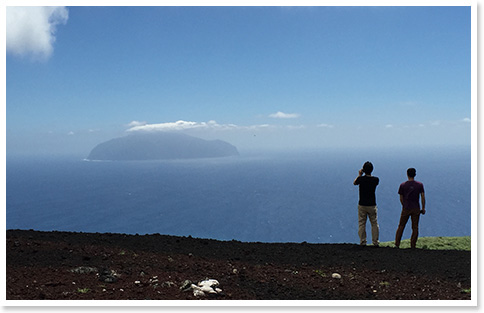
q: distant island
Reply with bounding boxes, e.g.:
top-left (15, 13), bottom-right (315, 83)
top-left (86, 132), bottom-right (239, 161)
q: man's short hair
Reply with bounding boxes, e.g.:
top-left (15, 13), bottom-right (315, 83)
top-left (363, 161), bottom-right (373, 175)
top-left (407, 168), bottom-right (417, 178)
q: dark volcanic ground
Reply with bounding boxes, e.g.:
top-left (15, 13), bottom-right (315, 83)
top-left (6, 230), bottom-right (471, 301)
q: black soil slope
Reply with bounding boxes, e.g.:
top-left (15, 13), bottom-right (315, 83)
top-left (6, 230), bottom-right (471, 300)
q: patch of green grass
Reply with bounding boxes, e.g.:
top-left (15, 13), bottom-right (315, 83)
top-left (77, 288), bottom-right (90, 294)
top-left (314, 269), bottom-right (327, 277)
top-left (461, 288), bottom-right (471, 294)
top-left (380, 236), bottom-right (470, 251)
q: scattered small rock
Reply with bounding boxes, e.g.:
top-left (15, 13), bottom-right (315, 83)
top-left (70, 266), bottom-right (98, 274)
top-left (180, 280), bottom-right (193, 292)
top-left (150, 277), bottom-right (159, 284)
top-left (99, 268), bottom-right (119, 283)
top-left (332, 273), bottom-right (342, 279)
top-left (162, 281), bottom-right (175, 288)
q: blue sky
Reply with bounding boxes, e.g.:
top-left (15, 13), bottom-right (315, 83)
top-left (6, 5), bottom-right (472, 156)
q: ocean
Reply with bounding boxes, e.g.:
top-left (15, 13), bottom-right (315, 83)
top-left (6, 146), bottom-right (471, 244)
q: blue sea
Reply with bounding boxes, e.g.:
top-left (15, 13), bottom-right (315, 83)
top-left (6, 147), bottom-right (471, 244)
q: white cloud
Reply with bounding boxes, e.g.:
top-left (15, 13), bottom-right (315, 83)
top-left (128, 120), bottom-right (197, 132)
top-left (462, 117), bottom-right (471, 123)
top-left (317, 123), bottom-right (334, 129)
top-left (385, 124), bottom-right (393, 128)
top-left (126, 120), bottom-right (283, 133)
top-left (127, 120), bottom-right (238, 132)
top-left (246, 124), bottom-right (273, 130)
top-left (67, 131), bottom-right (74, 135)
top-left (269, 111), bottom-right (300, 119)
top-left (7, 6), bottom-right (69, 61)
top-left (126, 120), bottom-right (147, 127)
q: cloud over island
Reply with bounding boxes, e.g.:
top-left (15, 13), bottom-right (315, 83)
top-left (126, 120), bottom-right (241, 132)
top-left (125, 120), bottom-right (312, 133)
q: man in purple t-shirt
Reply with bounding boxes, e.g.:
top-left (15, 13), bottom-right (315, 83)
top-left (395, 168), bottom-right (426, 249)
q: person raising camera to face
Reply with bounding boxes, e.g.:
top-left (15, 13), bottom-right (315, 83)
top-left (353, 161), bottom-right (380, 247)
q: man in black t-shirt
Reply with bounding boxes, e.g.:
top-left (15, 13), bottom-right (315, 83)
top-left (353, 161), bottom-right (380, 246)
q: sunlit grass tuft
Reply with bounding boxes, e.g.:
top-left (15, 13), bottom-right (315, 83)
top-left (379, 236), bottom-right (470, 251)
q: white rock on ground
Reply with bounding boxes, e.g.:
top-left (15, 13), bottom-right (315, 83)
top-left (332, 273), bottom-right (342, 279)
top-left (189, 279), bottom-right (222, 297)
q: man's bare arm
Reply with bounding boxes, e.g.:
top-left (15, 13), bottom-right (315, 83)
top-left (353, 169), bottom-right (363, 185)
top-left (421, 192), bottom-right (426, 214)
